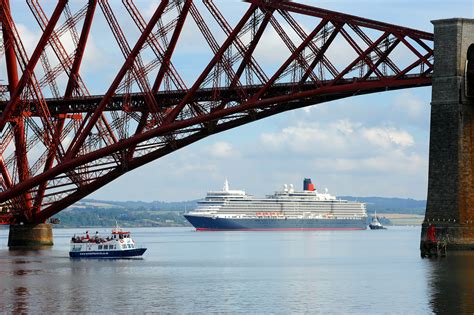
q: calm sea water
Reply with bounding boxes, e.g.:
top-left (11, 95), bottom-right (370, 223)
top-left (0, 226), bottom-right (473, 314)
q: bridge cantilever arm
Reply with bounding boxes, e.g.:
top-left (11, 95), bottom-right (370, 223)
top-left (152, 0), bottom-right (192, 93)
top-left (299, 22), bottom-right (343, 85)
top-left (250, 18), bottom-right (329, 101)
top-left (0, 74), bottom-right (431, 206)
top-left (34, 2), bottom-right (99, 213)
top-left (0, 0), bottom-right (437, 220)
top-left (65, 0), bottom-right (170, 159)
top-left (0, 0), bottom-right (68, 132)
top-left (161, 4), bottom-right (258, 125)
top-left (64, 0), bottom-right (98, 98)
top-left (245, 0), bottom-right (433, 40)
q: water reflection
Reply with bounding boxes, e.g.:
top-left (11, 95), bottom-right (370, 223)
top-left (427, 252), bottom-right (474, 313)
top-left (13, 287), bottom-right (29, 314)
top-left (4, 226), bottom-right (469, 313)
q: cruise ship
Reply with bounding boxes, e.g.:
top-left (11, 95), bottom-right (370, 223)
top-left (184, 178), bottom-right (367, 231)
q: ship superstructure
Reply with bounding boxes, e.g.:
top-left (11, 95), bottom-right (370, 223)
top-left (184, 178), bottom-right (367, 231)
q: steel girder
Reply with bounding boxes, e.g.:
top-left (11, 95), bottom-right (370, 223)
top-left (0, 0), bottom-right (433, 224)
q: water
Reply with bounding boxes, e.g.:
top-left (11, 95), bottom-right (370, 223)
top-left (0, 226), bottom-right (472, 313)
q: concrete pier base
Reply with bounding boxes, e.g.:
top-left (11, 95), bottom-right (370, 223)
top-left (8, 223), bottom-right (53, 248)
top-left (421, 19), bottom-right (474, 254)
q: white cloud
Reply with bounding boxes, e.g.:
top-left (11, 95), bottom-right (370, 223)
top-left (15, 23), bottom-right (40, 56)
top-left (334, 119), bottom-right (357, 135)
top-left (252, 116), bottom-right (426, 198)
top-left (91, 100), bottom-right (429, 201)
top-left (205, 141), bottom-right (239, 159)
top-left (311, 151), bottom-right (424, 175)
top-left (253, 26), bottom-right (292, 67)
top-left (388, 129), bottom-right (415, 147)
top-left (362, 127), bottom-right (414, 149)
top-left (392, 91), bottom-right (427, 121)
top-left (261, 120), bottom-right (415, 158)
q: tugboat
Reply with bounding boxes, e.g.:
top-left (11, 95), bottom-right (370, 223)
top-left (369, 212), bottom-right (386, 230)
top-left (69, 226), bottom-right (147, 258)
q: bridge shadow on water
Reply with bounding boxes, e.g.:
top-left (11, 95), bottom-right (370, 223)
top-left (427, 252), bottom-right (474, 313)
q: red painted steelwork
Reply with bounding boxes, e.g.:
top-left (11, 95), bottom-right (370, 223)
top-left (33, 1), bottom-right (98, 213)
top-left (152, 0), bottom-right (192, 93)
top-left (0, 0), bottom-right (434, 224)
top-left (65, 0), bottom-right (170, 159)
top-left (64, 0), bottom-right (97, 98)
top-left (2, 0), bottom-right (18, 95)
top-left (0, 0), bottom-right (68, 131)
top-left (1, 0), bottom-right (17, 193)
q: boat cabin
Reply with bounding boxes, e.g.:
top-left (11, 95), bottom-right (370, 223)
top-left (112, 229), bottom-right (131, 240)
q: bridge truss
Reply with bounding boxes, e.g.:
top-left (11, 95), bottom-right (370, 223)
top-left (0, 0), bottom-right (433, 224)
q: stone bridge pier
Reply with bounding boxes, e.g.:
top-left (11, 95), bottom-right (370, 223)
top-left (421, 18), bottom-right (474, 252)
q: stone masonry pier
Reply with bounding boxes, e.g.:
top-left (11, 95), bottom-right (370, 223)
top-left (421, 19), bottom-right (474, 252)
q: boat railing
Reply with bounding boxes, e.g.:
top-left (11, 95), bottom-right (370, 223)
top-left (71, 235), bottom-right (115, 244)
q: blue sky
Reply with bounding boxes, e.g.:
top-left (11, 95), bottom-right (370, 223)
top-left (3, 1), bottom-right (474, 202)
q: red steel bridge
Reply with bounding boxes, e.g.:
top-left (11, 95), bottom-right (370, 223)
top-left (0, 0), bottom-right (433, 225)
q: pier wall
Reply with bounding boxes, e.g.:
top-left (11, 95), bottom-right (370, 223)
top-left (422, 19), bottom-right (474, 250)
top-left (8, 224), bottom-right (53, 248)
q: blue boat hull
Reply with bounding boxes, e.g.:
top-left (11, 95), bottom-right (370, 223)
top-left (184, 215), bottom-right (367, 231)
top-left (69, 248), bottom-right (147, 258)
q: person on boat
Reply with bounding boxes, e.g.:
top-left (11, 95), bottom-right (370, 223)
top-left (85, 231), bottom-right (90, 240)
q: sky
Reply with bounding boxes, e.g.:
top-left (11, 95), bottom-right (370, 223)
top-left (3, 0), bottom-right (474, 202)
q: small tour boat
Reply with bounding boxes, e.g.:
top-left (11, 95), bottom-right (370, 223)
top-left (369, 212), bottom-right (386, 230)
top-left (69, 227), bottom-right (147, 258)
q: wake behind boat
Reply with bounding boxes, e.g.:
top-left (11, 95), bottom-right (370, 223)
top-left (69, 227), bottom-right (146, 258)
top-left (184, 178), bottom-right (367, 231)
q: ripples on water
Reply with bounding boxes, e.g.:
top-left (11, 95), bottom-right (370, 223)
top-left (0, 226), bottom-right (472, 313)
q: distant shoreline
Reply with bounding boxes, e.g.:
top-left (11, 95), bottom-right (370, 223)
top-left (377, 213), bottom-right (424, 226)
top-left (1, 194), bottom-right (427, 229)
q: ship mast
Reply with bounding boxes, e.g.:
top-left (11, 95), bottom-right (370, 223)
top-left (223, 178), bottom-right (229, 192)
